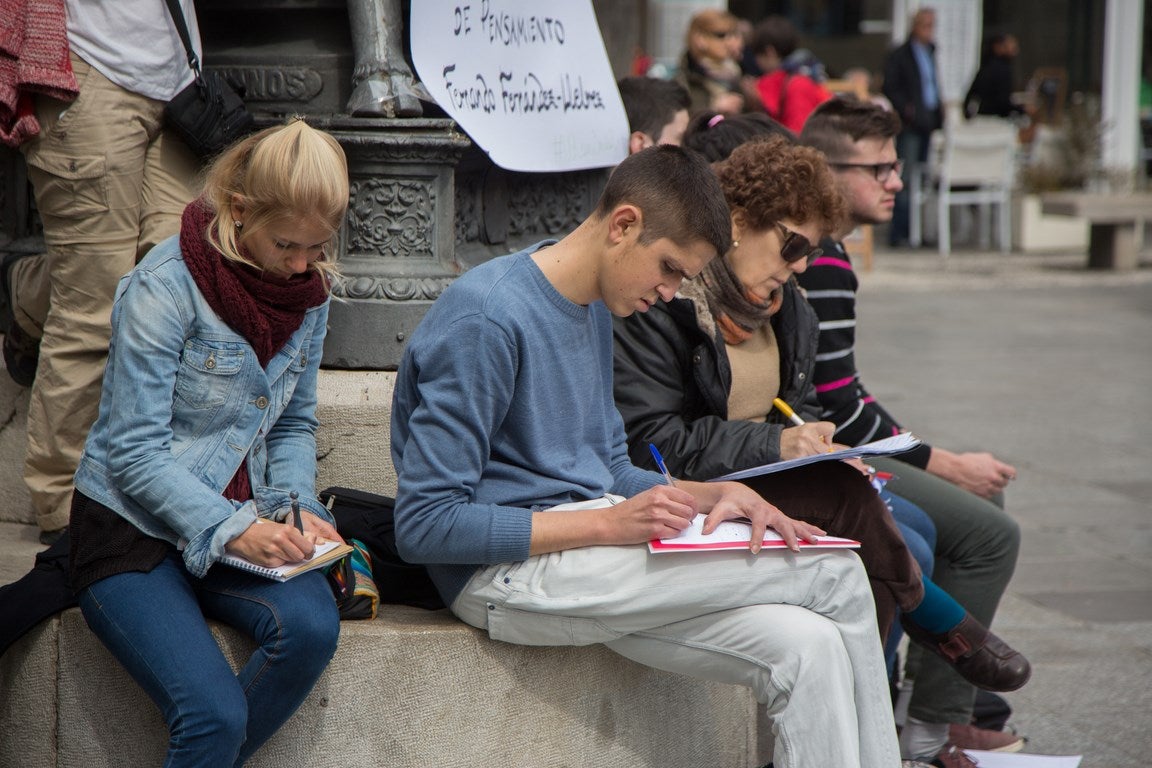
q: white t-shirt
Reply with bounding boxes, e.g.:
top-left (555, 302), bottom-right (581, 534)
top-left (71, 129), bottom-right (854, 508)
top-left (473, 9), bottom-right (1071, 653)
top-left (65, 0), bottom-right (203, 101)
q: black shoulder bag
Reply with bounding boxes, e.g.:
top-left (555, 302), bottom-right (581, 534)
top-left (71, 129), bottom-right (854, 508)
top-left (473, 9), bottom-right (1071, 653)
top-left (162, 0), bottom-right (255, 159)
top-left (319, 486), bottom-right (446, 611)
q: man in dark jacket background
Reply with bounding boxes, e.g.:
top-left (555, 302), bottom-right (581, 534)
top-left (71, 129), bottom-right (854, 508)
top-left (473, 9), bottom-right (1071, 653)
top-left (882, 7), bottom-right (944, 247)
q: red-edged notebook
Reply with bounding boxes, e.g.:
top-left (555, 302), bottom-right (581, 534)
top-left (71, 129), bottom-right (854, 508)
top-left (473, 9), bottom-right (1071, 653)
top-left (649, 514), bottom-right (860, 554)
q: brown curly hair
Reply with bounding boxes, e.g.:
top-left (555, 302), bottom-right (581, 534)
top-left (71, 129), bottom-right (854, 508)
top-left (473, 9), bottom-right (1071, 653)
top-left (714, 134), bottom-right (847, 236)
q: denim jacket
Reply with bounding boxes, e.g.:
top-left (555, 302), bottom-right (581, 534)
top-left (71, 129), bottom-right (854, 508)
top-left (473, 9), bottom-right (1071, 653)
top-left (73, 235), bottom-right (334, 578)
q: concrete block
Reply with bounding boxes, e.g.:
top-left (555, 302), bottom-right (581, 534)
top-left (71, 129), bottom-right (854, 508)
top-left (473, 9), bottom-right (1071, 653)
top-left (21, 607), bottom-right (762, 768)
top-left (2, 372), bottom-right (769, 767)
top-left (0, 617), bottom-right (59, 767)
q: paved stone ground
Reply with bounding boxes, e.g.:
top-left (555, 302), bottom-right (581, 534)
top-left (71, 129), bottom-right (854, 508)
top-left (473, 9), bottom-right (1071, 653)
top-left (855, 246), bottom-right (1152, 766)
top-left (2, 242), bottom-right (1150, 765)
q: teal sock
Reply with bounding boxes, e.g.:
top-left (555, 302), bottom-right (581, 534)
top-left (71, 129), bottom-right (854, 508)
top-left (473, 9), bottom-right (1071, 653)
top-left (906, 577), bottom-right (966, 634)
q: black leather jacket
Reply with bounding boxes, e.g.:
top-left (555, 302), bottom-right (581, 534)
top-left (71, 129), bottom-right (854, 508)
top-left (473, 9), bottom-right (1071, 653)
top-left (612, 277), bottom-right (822, 481)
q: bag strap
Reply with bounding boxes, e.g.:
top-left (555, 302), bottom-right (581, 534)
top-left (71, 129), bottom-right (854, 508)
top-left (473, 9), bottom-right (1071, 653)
top-left (319, 486), bottom-right (397, 511)
top-left (162, 0), bottom-right (201, 74)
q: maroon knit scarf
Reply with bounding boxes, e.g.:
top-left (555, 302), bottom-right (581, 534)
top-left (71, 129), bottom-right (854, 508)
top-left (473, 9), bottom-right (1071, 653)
top-left (180, 199), bottom-right (328, 365)
top-left (179, 199), bottom-right (329, 500)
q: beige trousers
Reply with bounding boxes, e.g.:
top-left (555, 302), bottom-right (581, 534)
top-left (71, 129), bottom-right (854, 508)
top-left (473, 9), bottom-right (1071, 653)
top-left (15, 54), bottom-right (199, 532)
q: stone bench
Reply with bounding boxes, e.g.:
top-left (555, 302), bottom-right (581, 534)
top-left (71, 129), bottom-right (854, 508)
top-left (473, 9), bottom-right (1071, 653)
top-left (0, 371), bottom-right (768, 767)
top-left (1040, 192), bottom-right (1152, 270)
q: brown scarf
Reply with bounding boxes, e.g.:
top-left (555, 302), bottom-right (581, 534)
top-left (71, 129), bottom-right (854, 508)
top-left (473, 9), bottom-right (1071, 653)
top-left (700, 254), bottom-right (784, 345)
top-left (179, 199), bottom-right (329, 500)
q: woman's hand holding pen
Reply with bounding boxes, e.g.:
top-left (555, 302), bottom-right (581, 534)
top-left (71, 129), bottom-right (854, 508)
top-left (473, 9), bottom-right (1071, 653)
top-left (298, 512), bottom-right (344, 546)
top-left (779, 422), bottom-right (836, 460)
top-left (225, 510), bottom-right (342, 567)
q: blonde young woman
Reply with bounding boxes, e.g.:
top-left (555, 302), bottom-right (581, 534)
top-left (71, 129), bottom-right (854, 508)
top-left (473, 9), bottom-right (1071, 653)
top-left (69, 119), bottom-right (349, 767)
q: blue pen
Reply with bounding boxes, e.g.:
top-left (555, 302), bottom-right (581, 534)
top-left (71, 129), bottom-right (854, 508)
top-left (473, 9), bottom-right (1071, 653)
top-left (648, 444), bottom-right (676, 487)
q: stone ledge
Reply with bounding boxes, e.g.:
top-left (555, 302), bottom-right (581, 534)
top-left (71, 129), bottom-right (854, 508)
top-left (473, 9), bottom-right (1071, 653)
top-left (1, 370), bottom-right (767, 766)
top-left (0, 606), bottom-right (763, 767)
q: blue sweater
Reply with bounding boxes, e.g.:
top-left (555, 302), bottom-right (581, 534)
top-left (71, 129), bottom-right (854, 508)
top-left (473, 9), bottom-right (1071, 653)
top-left (390, 244), bottom-right (664, 604)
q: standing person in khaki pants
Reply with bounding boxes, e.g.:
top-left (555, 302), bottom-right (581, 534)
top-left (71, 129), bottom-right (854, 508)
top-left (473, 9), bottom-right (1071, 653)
top-left (6, 0), bottom-right (202, 543)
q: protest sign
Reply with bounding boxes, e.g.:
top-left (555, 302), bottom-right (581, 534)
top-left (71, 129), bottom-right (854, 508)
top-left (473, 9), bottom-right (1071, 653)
top-left (410, 0), bottom-right (629, 172)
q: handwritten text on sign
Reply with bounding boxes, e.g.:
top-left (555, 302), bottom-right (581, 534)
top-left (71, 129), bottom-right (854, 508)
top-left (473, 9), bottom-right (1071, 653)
top-left (411, 1), bottom-right (628, 172)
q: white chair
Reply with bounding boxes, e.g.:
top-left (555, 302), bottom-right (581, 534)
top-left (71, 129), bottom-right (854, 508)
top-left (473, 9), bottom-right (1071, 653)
top-left (910, 118), bottom-right (1018, 257)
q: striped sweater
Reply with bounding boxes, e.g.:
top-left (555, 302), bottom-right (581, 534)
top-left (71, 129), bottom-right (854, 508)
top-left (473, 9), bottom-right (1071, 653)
top-left (797, 238), bottom-right (932, 468)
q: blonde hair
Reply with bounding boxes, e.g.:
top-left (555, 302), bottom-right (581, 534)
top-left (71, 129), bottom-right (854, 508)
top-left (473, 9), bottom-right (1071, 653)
top-left (203, 118), bottom-right (349, 281)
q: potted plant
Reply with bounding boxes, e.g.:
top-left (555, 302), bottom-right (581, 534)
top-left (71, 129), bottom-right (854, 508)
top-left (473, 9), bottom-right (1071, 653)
top-left (1013, 91), bottom-right (1102, 251)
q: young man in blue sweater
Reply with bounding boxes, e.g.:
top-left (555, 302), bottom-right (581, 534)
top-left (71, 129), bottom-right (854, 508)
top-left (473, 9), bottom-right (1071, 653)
top-left (390, 146), bottom-right (903, 768)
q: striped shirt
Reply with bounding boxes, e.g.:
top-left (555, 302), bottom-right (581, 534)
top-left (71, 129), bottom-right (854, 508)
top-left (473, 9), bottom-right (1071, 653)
top-left (797, 239), bottom-right (932, 468)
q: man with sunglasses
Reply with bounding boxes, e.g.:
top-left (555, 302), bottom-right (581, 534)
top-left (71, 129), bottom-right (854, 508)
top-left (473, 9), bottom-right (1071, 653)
top-left (799, 97), bottom-right (1026, 767)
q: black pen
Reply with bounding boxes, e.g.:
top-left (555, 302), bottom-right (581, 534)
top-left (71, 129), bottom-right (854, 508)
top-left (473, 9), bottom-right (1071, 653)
top-left (290, 491), bottom-right (303, 534)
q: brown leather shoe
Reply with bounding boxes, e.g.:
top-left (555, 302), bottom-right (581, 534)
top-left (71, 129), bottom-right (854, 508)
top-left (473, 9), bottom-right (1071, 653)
top-left (901, 613), bottom-right (1032, 692)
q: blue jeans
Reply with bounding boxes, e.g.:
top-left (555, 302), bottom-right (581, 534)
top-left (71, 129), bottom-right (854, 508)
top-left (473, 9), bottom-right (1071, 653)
top-left (79, 552), bottom-right (339, 767)
top-left (871, 456), bottom-right (1020, 724)
top-left (884, 491), bottom-right (937, 679)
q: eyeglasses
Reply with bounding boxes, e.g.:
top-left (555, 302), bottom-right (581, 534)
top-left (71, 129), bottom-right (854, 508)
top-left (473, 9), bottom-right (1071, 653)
top-left (776, 223), bottom-right (822, 263)
top-left (829, 160), bottom-right (903, 183)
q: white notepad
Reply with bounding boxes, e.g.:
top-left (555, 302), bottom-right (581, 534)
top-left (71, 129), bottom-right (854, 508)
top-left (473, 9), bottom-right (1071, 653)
top-left (218, 539), bottom-right (352, 581)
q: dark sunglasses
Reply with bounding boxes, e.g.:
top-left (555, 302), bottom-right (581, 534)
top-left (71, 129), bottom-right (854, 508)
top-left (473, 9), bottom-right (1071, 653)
top-left (776, 223), bottom-right (822, 263)
top-left (829, 160), bottom-right (904, 183)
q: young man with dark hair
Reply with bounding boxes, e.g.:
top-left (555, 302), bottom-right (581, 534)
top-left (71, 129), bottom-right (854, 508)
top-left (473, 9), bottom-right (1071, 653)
top-left (799, 97), bottom-right (1026, 766)
top-left (391, 145), bottom-right (904, 768)
top-left (616, 76), bottom-right (691, 154)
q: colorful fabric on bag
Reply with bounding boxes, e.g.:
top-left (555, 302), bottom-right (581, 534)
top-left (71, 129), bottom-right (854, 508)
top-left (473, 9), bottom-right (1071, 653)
top-left (327, 538), bottom-right (379, 620)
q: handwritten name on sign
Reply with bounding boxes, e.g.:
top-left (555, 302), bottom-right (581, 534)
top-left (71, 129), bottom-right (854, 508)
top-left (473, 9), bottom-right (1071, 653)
top-left (412, 0), bottom-right (628, 172)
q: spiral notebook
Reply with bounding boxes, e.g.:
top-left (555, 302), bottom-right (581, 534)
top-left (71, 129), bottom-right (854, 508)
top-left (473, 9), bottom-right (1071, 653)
top-left (219, 540), bottom-right (353, 581)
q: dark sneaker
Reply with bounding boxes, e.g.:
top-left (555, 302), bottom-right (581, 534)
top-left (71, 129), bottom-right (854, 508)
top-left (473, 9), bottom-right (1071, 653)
top-left (1, 249), bottom-right (40, 387)
top-left (4, 319), bottom-right (40, 387)
top-left (948, 723), bottom-right (1025, 753)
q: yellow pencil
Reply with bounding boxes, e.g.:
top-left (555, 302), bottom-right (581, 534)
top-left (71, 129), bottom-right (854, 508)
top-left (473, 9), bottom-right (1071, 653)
top-left (772, 398), bottom-right (833, 452)
top-left (772, 397), bottom-right (806, 427)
